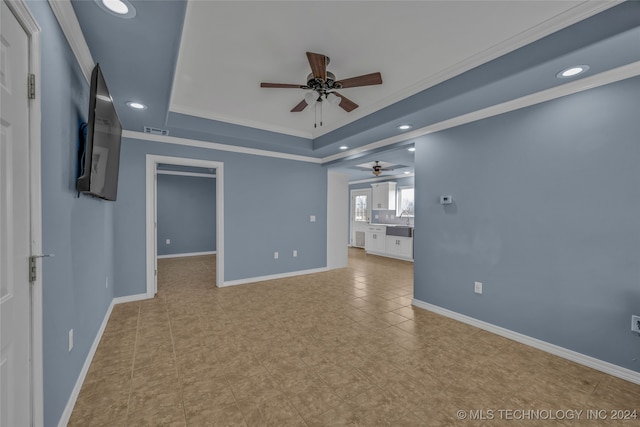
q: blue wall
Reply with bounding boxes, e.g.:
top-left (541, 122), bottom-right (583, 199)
top-left (29, 1), bottom-right (116, 425)
top-left (157, 174), bottom-right (216, 256)
top-left (113, 137), bottom-right (328, 295)
top-left (414, 75), bottom-right (640, 371)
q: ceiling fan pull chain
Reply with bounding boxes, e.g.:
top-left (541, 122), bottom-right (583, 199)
top-left (314, 101), bottom-right (317, 128)
top-left (320, 100), bottom-right (323, 127)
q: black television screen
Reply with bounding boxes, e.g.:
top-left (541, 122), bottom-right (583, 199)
top-left (76, 64), bottom-right (122, 201)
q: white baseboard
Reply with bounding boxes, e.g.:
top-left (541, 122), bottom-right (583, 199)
top-left (412, 298), bottom-right (640, 386)
top-left (220, 267), bottom-right (328, 287)
top-left (113, 293), bottom-right (152, 304)
top-left (157, 250), bottom-right (216, 259)
top-left (57, 299), bottom-right (115, 427)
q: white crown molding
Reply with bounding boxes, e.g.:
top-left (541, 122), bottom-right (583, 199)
top-left (412, 298), bottom-right (640, 386)
top-left (324, 60), bottom-right (640, 164)
top-left (48, 0), bottom-right (95, 82)
top-left (123, 130), bottom-right (322, 164)
top-left (47, 0), bottom-right (94, 83)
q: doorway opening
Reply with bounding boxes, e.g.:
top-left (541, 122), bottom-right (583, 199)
top-left (145, 155), bottom-right (224, 296)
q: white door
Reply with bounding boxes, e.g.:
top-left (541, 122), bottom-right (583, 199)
top-left (350, 189), bottom-right (371, 247)
top-left (1, 1), bottom-right (33, 425)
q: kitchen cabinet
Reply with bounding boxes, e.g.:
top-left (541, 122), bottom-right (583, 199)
top-left (385, 236), bottom-right (413, 260)
top-left (364, 224), bottom-right (413, 261)
top-left (365, 225), bottom-right (386, 253)
top-left (371, 182), bottom-right (396, 210)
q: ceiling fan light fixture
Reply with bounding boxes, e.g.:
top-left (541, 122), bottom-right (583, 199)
top-left (304, 91), bottom-right (318, 106)
top-left (326, 93), bottom-right (340, 106)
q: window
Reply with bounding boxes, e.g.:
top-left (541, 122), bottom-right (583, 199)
top-left (354, 194), bottom-right (368, 222)
top-left (397, 187), bottom-right (414, 217)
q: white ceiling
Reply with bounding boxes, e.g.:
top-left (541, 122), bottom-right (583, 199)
top-left (169, 0), bottom-right (592, 139)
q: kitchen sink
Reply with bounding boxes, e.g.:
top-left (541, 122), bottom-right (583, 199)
top-left (385, 226), bottom-right (413, 238)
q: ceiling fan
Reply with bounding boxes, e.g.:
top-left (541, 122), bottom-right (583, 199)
top-left (260, 52), bottom-right (382, 114)
top-left (367, 161), bottom-right (395, 176)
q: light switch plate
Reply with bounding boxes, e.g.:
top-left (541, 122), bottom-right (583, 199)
top-left (474, 281), bottom-right (483, 294)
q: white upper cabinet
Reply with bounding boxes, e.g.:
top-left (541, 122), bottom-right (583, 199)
top-left (371, 182), bottom-right (397, 210)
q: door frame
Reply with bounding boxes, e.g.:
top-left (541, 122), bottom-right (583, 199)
top-left (145, 155), bottom-right (224, 294)
top-left (4, 0), bottom-right (43, 424)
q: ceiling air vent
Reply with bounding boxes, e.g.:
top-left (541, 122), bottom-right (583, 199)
top-left (143, 126), bottom-right (169, 136)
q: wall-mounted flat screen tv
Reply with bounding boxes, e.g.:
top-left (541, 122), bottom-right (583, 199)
top-left (76, 64), bottom-right (122, 201)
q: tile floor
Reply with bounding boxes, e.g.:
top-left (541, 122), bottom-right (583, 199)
top-left (69, 249), bottom-right (640, 426)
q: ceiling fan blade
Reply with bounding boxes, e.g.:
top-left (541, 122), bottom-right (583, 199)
top-left (306, 52), bottom-right (327, 80)
top-left (261, 83), bottom-right (304, 88)
top-left (290, 99), bottom-right (308, 112)
top-left (336, 72), bottom-right (382, 88)
top-left (334, 92), bottom-right (358, 112)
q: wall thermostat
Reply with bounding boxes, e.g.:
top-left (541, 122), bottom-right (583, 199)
top-left (440, 195), bottom-right (453, 205)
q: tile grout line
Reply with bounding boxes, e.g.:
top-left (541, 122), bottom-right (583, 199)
top-left (124, 302), bottom-right (142, 426)
top-left (221, 354), bottom-right (250, 426)
top-left (258, 354), bottom-right (311, 426)
top-left (162, 293), bottom-right (189, 426)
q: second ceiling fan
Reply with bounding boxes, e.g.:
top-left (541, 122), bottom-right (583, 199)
top-left (261, 52), bottom-right (382, 113)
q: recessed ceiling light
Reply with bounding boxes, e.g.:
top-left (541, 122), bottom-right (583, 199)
top-left (408, 147), bottom-right (416, 152)
top-left (96, 94), bottom-right (112, 103)
top-left (126, 101), bottom-right (147, 110)
top-left (404, 171), bottom-right (411, 175)
top-left (339, 146), bottom-right (348, 150)
top-left (96, 0), bottom-right (136, 18)
top-left (397, 124), bottom-right (413, 131)
top-left (556, 65), bottom-right (589, 79)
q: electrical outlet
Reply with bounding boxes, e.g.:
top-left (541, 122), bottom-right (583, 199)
top-left (69, 329), bottom-right (74, 352)
top-left (166, 239), bottom-right (171, 245)
top-left (632, 315), bottom-right (640, 333)
top-left (310, 215), bottom-right (316, 222)
top-left (274, 252), bottom-right (279, 259)
top-left (474, 281), bottom-right (483, 294)
top-left (293, 250), bottom-right (297, 257)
